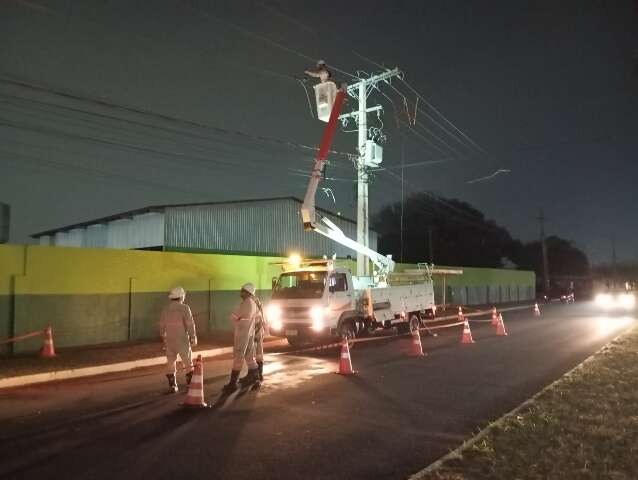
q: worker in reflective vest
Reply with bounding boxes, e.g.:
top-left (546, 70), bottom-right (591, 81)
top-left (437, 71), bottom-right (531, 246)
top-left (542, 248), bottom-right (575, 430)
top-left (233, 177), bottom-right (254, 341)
top-left (159, 286), bottom-right (197, 393)
top-left (222, 283), bottom-right (260, 393)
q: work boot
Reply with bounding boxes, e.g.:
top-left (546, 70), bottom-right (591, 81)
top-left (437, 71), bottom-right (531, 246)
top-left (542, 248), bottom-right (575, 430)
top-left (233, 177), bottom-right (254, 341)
top-left (166, 374), bottom-right (178, 394)
top-left (257, 361), bottom-right (264, 382)
top-left (186, 370), bottom-right (193, 386)
top-left (239, 368), bottom-right (260, 388)
top-left (222, 370), bottom-right (240, 394)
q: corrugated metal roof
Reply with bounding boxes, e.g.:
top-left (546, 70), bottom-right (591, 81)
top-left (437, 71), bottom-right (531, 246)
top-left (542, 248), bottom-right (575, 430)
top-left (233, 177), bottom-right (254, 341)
top-left (164, 198), bottom-right (377, 258)
top-left (31, 197), bottom-right (371, 237)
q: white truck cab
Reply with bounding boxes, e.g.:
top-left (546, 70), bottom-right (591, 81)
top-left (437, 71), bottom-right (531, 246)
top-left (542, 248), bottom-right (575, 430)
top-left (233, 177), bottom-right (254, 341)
top-left (266, 259), bottom-right (436, 346)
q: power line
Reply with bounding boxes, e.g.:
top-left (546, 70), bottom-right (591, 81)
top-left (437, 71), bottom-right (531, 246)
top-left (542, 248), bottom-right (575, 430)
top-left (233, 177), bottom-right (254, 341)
top-left (180, 2), bottom-right (361, 82)
top-left (0, 75), bottom-right (354, 159)
top-left (398, 76), bottom-right (487, 154)
top-left (0, 96), bottom-right (347, 173)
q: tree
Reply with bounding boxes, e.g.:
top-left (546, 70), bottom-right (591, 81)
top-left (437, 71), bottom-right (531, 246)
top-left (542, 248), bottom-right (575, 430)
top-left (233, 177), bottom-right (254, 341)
top-left (372, 193), bottom-right (516, 267)
top-left (512, 236), bottom-right (589, 277)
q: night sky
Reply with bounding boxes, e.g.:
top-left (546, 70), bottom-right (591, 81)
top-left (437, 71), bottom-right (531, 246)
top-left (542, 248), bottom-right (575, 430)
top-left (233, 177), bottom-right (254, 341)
top-left (1, 0), bottom-right (637, 264)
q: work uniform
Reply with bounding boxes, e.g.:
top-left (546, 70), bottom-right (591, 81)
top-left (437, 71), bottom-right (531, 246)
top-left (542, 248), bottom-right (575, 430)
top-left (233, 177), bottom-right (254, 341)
top-left (160, 301), bottom-right (197, 376)
top-left (230, 297), bottom-right (259, 372)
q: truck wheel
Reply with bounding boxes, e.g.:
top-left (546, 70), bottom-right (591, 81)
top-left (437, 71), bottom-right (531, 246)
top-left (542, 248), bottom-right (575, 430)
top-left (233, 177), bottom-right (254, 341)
top-left (286, 336), bottom-right (307, 348)
top-left (339, 320), bottom-right (357, 348)
top-left (409, 313), bottom-right (420, 332)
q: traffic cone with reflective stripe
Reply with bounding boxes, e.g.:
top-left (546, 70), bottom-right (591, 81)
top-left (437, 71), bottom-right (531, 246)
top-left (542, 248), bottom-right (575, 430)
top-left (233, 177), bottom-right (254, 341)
top-left (461, 319), bottom-right (475, 344)
top-left (496, 313), bottom-right (508, 336)
top-left (491, 307), bottom-right (498, 326)
top-left (182, 355), bottom-right (207, 408)
top-left (336, 337), bottom-right (356, 375)
top-left (533, 303), bottom-right (541, 316)
top-left (458, 306), bottom-right (464, 323)
top-left (40, 325), bottom-right (56, 358)
top-left (408, 327), bottom-right (426, 357)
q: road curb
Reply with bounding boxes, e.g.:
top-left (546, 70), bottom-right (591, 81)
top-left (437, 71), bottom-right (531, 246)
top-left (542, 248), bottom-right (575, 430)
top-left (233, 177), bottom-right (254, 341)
top-left (407, 323), bottom-right (633, 480)
top-left (0, 340), bottom-right (287, 390)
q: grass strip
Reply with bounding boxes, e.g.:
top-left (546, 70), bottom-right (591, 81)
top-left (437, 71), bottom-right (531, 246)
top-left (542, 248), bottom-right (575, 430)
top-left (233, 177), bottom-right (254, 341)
top-left (413, 324), bottom-right (638, 479)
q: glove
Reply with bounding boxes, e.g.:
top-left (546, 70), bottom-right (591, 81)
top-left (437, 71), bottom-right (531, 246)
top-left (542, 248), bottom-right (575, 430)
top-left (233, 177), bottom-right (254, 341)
top-left (190, 336), bottom-right (198, 347)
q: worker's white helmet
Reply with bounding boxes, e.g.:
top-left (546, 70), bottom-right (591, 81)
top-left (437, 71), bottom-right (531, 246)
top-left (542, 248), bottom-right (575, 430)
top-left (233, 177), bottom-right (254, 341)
top-left (241, 282), bottom-right (256, 295)
top-left (168, 286), bottom-right (186, 300)
top-left (317, 59), bottom-right (326, 66)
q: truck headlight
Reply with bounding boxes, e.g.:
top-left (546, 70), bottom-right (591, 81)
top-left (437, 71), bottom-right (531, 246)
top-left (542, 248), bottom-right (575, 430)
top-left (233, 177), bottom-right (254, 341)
top-left (266, 305), bottom-right (282, 330)
top-left (310, 306), bottom-right (327, 331)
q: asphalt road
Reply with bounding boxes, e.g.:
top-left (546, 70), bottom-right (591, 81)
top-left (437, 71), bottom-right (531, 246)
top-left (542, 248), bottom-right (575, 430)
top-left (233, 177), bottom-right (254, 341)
top-left (1, 303), bottom-right (635, 480)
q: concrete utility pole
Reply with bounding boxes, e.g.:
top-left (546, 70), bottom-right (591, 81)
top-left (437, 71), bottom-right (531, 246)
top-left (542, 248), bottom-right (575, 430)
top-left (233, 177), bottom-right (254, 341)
top-left (611, 234), bottom-right (617, 288)
top-left (538, 208), bottom-right (550, 293)
top-left (339, 68), bottom-right (401, 276)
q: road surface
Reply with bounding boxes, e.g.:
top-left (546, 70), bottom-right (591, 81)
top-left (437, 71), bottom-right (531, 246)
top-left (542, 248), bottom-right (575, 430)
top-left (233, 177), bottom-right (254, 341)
top-left (1, 303), bottom-right (634, 479)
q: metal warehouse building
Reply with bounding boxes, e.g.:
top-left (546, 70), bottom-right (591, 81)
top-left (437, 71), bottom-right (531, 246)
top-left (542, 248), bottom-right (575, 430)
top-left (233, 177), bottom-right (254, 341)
top-left (32, 197), bottom-right (378, 258)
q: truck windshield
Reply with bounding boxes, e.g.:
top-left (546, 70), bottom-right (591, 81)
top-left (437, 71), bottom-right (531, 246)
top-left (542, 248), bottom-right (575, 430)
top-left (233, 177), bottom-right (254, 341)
top-left (272, 271), bottom-right (327, 299)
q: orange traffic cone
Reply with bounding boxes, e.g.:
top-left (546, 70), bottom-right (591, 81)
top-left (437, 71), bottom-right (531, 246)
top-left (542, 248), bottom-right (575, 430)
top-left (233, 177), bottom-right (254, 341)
top-left (408, 328), bottom-right (425, 357)
top-left (461, 319), bottom-right (475, 344)
top-left (182, 355), bottom-right (208, 408)
top-left (335, 337), bottom-right (356, 375)
top-left (458, 306), bottom-right (464, 323)
top-left (496, 313), bottom-right (508, 336)
top-left (491, 307), bottom-right (498, 326)
top-left (40, 325), bottom-right (56, 358)
top-left (533, 303), bottom-right (541, 316)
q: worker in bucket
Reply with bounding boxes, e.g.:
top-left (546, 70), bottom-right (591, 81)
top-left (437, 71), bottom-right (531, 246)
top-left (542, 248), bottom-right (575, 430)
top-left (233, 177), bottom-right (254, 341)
top-left (222, 283), bottom-right (261, 393)
top-left (304, 59), bottom-right (332, 83)
top-left (160, 286), bottom-right (197, 393)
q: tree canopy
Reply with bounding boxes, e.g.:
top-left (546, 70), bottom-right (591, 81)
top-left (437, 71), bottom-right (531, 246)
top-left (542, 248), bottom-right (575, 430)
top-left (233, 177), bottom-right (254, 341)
top-left (372, 193), bottom-right (589, 277)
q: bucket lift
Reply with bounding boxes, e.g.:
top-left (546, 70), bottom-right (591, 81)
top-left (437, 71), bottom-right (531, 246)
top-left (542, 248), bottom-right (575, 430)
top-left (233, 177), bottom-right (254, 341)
top-left (313, 81), bottom-right (338, 122)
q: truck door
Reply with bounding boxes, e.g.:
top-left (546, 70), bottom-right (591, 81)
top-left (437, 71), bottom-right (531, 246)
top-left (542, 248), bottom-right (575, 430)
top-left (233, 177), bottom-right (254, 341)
top-left (329, 272), bottom-right (351, 314)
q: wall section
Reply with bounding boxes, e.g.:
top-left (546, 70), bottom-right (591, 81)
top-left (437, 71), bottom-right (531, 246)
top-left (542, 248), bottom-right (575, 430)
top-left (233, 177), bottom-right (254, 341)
top-left (0, 245), bottom-right (535, 353)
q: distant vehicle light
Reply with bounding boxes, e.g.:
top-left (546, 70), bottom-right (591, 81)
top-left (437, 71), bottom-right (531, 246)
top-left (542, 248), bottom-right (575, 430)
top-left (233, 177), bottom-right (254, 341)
top-left (619, 293), bottom-right (635, 309)
top-left (595, 293), bottom-right (613, 308)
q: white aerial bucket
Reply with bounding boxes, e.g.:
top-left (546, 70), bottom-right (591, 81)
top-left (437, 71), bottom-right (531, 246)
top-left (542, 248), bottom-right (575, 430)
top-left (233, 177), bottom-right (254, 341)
top-left (313, 81), bottom-right (338, 122)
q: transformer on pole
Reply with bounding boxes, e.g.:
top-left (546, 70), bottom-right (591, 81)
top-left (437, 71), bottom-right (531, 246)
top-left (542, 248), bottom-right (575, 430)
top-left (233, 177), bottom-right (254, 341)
top-left (339, 68), bottom-right (402, 276)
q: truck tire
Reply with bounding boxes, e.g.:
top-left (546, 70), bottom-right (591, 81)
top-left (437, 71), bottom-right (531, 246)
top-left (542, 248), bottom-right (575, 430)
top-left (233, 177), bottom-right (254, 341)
top-left (338, 319), bottom-right (357, 348)
top-left (409, 313), bottom-right (420, 332)
top-left (286, 336), bottom-right (308, 348)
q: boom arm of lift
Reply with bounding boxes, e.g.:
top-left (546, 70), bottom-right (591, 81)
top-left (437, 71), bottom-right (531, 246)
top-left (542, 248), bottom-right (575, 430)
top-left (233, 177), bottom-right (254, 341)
top-left (300, 84), bottom-right (396, 280)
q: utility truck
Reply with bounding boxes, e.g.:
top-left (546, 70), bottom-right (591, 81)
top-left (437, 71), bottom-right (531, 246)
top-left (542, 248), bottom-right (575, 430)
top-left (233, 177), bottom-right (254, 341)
top-left (266, 82), bottom-right (436, 346)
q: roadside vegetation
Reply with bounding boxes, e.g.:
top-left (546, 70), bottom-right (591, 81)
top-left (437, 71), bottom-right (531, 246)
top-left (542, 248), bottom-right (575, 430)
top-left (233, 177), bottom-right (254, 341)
top-left (415, 324), bottom-right (638, 480)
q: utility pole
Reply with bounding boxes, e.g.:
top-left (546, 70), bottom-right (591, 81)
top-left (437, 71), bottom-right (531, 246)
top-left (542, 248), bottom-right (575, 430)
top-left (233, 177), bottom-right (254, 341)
top-left (339, 68), bottom-right (401, 276)
top-left (427, 224), bottom-right (434, 263)
top-left (538, 208), bottom-right (550, 293)
top-left (611, 234), bottom-right (617, 288)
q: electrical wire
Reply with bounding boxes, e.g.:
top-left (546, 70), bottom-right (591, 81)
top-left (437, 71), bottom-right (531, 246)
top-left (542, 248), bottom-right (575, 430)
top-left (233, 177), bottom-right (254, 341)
top-left (0, 76), bottom-right (354, 160)
top-left (180, 2), bottom-right (361, 82)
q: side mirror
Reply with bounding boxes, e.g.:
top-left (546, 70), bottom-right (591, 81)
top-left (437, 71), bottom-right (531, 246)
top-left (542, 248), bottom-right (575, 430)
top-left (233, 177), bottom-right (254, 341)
top-left (271, 277), bottom-right (278, 290)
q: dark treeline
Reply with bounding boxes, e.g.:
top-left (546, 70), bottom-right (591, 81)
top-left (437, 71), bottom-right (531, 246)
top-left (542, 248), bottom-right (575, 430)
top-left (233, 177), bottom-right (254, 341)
top-left (372, 193), bottom-right (589, 278)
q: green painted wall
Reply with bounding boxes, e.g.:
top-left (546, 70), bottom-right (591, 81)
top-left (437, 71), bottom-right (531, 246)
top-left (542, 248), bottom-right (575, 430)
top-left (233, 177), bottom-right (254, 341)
top-left (0, 245), bottom-right (535, 353)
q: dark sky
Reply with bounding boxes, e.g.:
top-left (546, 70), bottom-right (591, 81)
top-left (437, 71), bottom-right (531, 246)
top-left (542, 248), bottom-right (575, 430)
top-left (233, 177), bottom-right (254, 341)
top-left (1, 0), bottom-right (637, 264)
